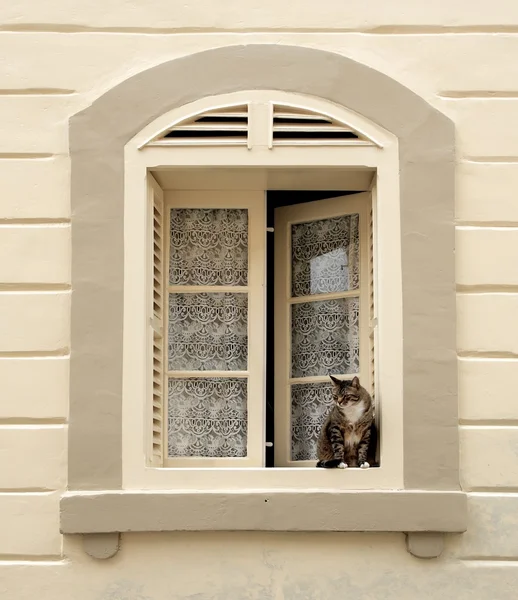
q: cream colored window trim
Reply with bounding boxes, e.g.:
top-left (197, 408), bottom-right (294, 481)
top-left (123, 91), bottom-right (403, 491)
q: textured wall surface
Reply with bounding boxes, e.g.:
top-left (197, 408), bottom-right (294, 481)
top-left (0, 1), bottom-right (517, 598)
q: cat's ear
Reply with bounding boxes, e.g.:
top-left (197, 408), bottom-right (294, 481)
top-left (329, 375), bottom-right (342, 392)
top-left (351, 376), bottom-right (360, 390)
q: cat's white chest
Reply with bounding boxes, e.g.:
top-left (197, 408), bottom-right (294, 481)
top-left (342, 401), bottom-right (365, 424)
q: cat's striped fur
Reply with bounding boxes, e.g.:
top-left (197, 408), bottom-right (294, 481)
top-left (316, 375), bottom-right (375, 469)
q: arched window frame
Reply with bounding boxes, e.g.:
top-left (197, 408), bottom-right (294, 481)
top-left (123, 91), bottom-right (403, 491)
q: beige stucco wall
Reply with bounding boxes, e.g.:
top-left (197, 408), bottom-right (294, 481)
top-left (1, 2), bottom-right (517, 598)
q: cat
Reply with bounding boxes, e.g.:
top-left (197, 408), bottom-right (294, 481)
top-left (316, 375), bottom-right (375, 469)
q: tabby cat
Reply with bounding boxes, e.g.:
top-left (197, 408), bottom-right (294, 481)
top-left (316, 375), bottom-right (375, 469)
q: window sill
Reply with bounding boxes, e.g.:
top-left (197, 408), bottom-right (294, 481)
top-left (123, 464), bottom-right (402, 490)
top-left (61, 489), bottom-right (466, 559)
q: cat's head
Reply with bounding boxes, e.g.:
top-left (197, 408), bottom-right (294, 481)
top-left (329, 375), bottom-right (362, 406)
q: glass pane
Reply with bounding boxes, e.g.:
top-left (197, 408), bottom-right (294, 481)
top-left (168, 378), bottom-right (247, 458)
top-left (291, 214), bottom-right (359, 297)
top-left (168, 293), bottom-right (248, 371)
top-left (169, 208), bottom-right (248, 286)
top-left (291, 382), bottom-right (334, 461)
top-left (291, 297), bottom-right (359, 378)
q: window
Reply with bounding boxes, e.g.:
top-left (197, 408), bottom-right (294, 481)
top-left (273, 193), bottom-right (373, 467)
top-left (123, 91), bottom-right (403, 491)
top-left (65, 47), bottom-right (464, 551)
top-left (152, 190), bottom-right (266, 468)
top-left (149, 185), bottom-right (374, 470)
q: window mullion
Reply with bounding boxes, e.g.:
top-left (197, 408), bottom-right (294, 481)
top-left (247, 101), bottom-right (273, 149)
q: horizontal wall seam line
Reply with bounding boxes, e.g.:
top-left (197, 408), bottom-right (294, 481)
top-left (456, 222), bottom-right (518, 228)
top-left (0, 284), bottom-right (71, 292)
top-left (456, 286), bottom-right (518, 294)
top-left (460, 557), bottom-right (518, 563)
top-left (0, 88), bottom-right (75, 96)
top-left (462, 156), bottom-right (518, 164)
top-left (460, 424), bottom-right (518, 430)
top-left (456, 225), bottom-right (518, 230)
top-left (460, 419), bottom-right (518, 426)
top-left (458, 351), bottom-right (518, 359)
top-left (458, 356), bottom-right (518, 362)
top-left (0, 153), bottom-right (55, 160)
top-left (0, 418), bottom-right (67, 425)
top-left (0, 423), bottom-right (65, 429)
top-left (439, 91), bottom-right (518, 99)
top-left (0, 219), bottom-right (71, 225)
top-left (0, 288), bottom-right (70, 293)
top-left (0, 489), bottom-right (58, 495)
top-left (0, 350), bottom-right (69, 358)
top-left (465, 486), bottom-right (518, 493)
top-left (469, 491), bottom-right (518, 497)
top-left (0, 554), bottom-right (65, 563)
top-left (5, 25), bottom-right (518, 34)
top-left (367, 26), bottom-right (518, 34)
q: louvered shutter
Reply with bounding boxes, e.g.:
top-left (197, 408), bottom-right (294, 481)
top-left (149, 105), bottom-right (248, 146)
top-left (369, 190), bottom-right (381, 466)
top-left (271, 105), bottom-right (374, 146)
top-left (148, 175), bottom-right (165, 466)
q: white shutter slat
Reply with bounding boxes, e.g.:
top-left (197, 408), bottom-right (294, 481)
top-left (150, 138), bottom-right (248, 147)
top-left (153, 247), bottom-right (162, 263)
top-left (273, 112), bottom-right (332, 122)
top-left (272, 124), bottom-right (356, 133)
top-left (173, 123), bottom-right (248, 132)
top-left (149, 105), bottom-right (249, 147)
top-left (271, 104), bottom-right (374, 146)
top-left (272, 139), bottom-right (374, 147)
top-left (149, 176), bottom-right (165, 465)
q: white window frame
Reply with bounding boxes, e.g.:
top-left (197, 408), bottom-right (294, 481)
top-left (164, 190), bottom-right (266, 468)
top-left (273, 192), bottom-right (372, 468)
top-left (123, 91), bottom-right (403, 491)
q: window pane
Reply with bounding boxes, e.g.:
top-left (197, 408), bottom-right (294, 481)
top-left (168, 292), bottom-right (248, 371)
top-left (291, 382), bottom-right (333, 461)
top-left (291, 214), bottom-right (359, 297)
top-left (168, 378), bottom-right (247, 458)
top-left (169, 208), bottom-right (248, 286)
top-left (291, 297), bottom-right (359, 377)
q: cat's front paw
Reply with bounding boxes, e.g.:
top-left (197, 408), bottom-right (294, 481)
top-left (359, 461), bottom-right (370, 469)
top-left (338, 462), bottom-right (348, 469)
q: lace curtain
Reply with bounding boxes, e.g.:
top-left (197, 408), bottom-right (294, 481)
top-left (166, 207), bottom-right (361, 463)
top-left (167, 208), bottom-right (249, 459)
top-left (291, 214), bottom-right (359, 297)
top-left (169, 208), bottom-right (248, 286)
top-left (290, 214), bottom-right (361, 461)
top-left (168, 378), bottom-right (247, 458)
top-left (168, 292), bottom-right (248, 372)
top-left (291, 297), bottom-right (360, 378)
top-left (291, 382), bottom-right (334, 461)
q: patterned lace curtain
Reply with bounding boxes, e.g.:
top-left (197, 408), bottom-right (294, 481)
top-left (167, 209), bottom-right (249, 458)
top-left (166, 208), bottom-right (361, 463)
top-left (290, 214), bottom-right (360, 461)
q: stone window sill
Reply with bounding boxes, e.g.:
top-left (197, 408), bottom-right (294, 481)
top-left (61, 489), bottom-right (467, 560)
